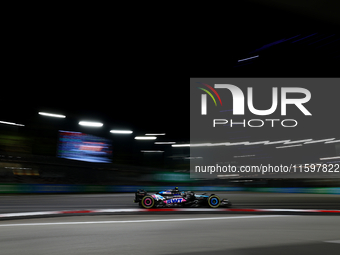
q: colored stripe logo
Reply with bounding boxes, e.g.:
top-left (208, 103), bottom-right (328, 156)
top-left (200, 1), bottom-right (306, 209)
top-left (197, 82), bottom-right (222, 106)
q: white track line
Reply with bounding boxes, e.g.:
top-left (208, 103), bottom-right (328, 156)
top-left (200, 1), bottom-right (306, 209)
top-left (324, 240), bottom-right (340, 244)
top-left (0, 215), bottom-right (290, 227)
top-left (0, 211), bottom-right (60, 217)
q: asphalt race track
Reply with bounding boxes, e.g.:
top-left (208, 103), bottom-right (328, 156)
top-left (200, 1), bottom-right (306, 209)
top-left (0, 192), bottom-right (340, 254)
top-left (0, 192), bottom-right (340, 213)
top-left (0, 214), bottom-right (340, 255)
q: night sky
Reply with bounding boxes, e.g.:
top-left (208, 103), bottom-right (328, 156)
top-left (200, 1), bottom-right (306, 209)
top-left (1, 1), bottom-right (339, 146)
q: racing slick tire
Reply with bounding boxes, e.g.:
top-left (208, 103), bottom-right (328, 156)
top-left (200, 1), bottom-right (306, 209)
top-left (141, 195), bottom-right (155, 209)
top-left (208, 195), bottom-right (221, 208)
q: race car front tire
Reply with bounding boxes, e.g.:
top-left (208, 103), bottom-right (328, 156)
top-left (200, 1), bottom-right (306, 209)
top-left (141, 196), bottom-right (155, 209)
top-left (208, 195), bottom-right (221, 208)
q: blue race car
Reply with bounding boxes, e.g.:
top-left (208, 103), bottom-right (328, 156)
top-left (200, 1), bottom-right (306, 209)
top-left (134, 187), bottom-right (232, 209)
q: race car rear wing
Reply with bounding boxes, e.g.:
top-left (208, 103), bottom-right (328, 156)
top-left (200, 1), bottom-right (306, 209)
top-left (134, 189), bottom-right (147, 203)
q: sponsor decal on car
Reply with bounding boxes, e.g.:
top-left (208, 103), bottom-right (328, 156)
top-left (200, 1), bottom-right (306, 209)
top-left (164, 198), bottom-right (187, 204)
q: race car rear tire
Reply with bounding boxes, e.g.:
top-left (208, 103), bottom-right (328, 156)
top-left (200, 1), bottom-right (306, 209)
top-left (208, 195), bottom-right (221, 208)
top-left (141, 196), bottom-right (155, 209)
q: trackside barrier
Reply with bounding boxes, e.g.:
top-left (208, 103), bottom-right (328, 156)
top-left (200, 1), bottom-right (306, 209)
top-left (0, 184), bottom-right (339, 194)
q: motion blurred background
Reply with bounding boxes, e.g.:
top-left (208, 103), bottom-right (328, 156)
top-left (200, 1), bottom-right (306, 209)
top-left (0, 0), bottom-right (339, 194)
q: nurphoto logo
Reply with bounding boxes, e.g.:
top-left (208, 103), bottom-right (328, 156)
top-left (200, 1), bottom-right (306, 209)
top-left (198, 82), bottom-right (312, 128)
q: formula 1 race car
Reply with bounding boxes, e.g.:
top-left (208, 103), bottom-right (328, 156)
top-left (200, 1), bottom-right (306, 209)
top-left (134, 187), bottom-right (232, 209)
